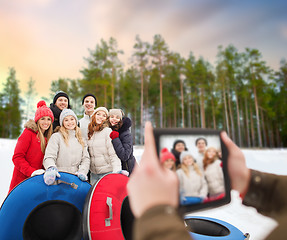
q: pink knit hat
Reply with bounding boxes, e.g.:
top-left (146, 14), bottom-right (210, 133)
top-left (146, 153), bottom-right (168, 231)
top-left (160, 148), bottom-right (176, 163)
top-left (34, 100), bottom-right (54, 123)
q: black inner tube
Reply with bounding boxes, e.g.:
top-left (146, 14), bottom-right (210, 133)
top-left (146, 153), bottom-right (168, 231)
top-left (120, 197), bottom-right (135, 240)
top-left (23, 200), bottom-right (82, 240)
top-left (185, 218), bottom-right (230, 236)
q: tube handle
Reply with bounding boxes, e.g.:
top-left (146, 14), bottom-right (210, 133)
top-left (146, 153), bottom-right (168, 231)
top-left (105, 197), bottom-right (113, 227)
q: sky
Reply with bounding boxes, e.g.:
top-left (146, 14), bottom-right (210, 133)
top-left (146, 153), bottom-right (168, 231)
top-left (0, 0), bottom-right (287, 99)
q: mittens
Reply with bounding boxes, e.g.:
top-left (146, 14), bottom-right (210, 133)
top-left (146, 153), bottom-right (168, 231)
top-left (77, 172), bottom-right (88, 181)
top-left (117, 170), bottom-right (129, 177)
top-left (31, 169), bottom-right (45, 177)
top-left (110, 131), bottom-right (119, 140)
top-left (43, 167), bottom-right (61, 185)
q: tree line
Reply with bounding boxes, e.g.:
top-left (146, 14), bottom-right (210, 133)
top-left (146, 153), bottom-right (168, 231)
top-left (1, 35), bottom-right (287, 147)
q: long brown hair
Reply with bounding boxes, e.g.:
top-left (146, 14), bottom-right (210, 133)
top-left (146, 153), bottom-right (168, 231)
top-left (37, 121), bottom-right (53, 154)
top-left (203, 147), bottom-right (218, 170)
top-left (88, 113), bottom-right (108, 140)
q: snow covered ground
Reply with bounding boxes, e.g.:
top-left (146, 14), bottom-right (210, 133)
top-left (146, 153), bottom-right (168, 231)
top-left (1, 139), bottom-right (287, 239)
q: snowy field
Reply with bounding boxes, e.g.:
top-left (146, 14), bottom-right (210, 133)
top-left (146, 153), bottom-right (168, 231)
top-left (1, 138), bottom-right (287, 239)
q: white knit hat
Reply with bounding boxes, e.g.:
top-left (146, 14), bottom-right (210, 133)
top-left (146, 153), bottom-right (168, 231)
top-left (59, 109), bottom-right (78, 126)
top-left (94, 107), bottom-right (109, 117)
top-left (109, 109), bottom-right (124, 120)
top-left (180, 151), bottom-right (196, 163)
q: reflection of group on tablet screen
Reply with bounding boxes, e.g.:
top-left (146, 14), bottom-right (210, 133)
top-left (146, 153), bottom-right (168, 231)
top-left (160, 137), bottom-right (225, 205)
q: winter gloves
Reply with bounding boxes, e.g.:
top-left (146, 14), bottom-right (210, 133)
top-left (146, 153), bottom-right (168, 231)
top-left (43, 167), bottom-right (87, 185)
top-left (117, 170), bottom-right (129, 177)
top-left (43, 166), bottom-right (61, 185)
top-left (110, 131), bottom-right (119, 140)
top-left (76, 172), bottom-right (88, 181)
top-left (31, 169), bottom-right (45, 177)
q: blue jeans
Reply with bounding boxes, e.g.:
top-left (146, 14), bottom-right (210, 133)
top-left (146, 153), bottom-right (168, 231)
top-left (90, 172), bottom-right (112, 185)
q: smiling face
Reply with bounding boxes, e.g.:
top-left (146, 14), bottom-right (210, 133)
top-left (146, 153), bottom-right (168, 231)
top-left (55, 97), bottom-right (69, 110)
top-left (196, 139), bottom-right (207, 153)
top-left (206, 148), bottom-right (217, 160)
top-left (83, 96), bottom-right (96, 116)
top-left (163, 159), bottom-right (175, 170)
top-left (38, 116), bottom-right (52, 132)
top-left (95, 110), bottom-right (107, 124)
top-left (183, 155), bottom-right (194, 166)
top-left (63, 115), bottom-right (76, 130)
top-left (175, 142), bottom-right (185, 153)
top-left (109, 114), bottom-right (121, 126)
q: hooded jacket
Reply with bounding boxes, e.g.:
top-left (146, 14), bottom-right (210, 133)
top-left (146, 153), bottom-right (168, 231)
top-left (204, 159), bottom-right (224, 196)
top-left (43, 129), bottom-right (90, 175)
top-left (111, 117), bottom-right (136, 173)
top-left (176, 166), bottom-right (208, 198)
top-left (88, 127), bottom-right (121, 175)
top-left (9, 120), bottom-right (45, 192)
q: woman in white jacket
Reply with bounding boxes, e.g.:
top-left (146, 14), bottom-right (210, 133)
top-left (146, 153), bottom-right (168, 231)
top-left (43, 109), bottom-right (90, 185)
top-left (176, 151), bottom-right (208, 204)
top-left (203, 147), bottom-right (225, 197)
top-left (87, 107), bottom-right (121, 185)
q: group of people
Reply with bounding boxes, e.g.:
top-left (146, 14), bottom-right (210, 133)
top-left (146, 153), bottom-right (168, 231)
top-left (160, 137), bottom-right (224, 204)
top-left (7, 91), bottom-right (287, 239)
top-left (9, 91), bottom-right (136, 191)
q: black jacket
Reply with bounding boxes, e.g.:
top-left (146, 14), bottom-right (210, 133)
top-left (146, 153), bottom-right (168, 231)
top-left (111, 117), bottom-right (136, 173)
top-left (49, 103), bottom-right (62, 130)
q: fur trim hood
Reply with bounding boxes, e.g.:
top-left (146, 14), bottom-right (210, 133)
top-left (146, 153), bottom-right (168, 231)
top-left (119, 117), bottom-right (132, 134)
top-left (24, 119), bottom-right (38, 133)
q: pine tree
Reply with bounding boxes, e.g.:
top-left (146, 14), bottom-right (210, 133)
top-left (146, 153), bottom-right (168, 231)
top-left (1, 68), bottom-right (22, 138)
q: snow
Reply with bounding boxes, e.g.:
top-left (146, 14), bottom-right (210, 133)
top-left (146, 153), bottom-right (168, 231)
top-left (1, 138), bottom-right (287, 239)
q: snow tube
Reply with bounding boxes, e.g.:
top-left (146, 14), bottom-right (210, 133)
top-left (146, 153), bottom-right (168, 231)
top-left (0, 172), bottom-right (91, 240)
top-left (180, 196), bottom-right (203, 205)
top-left (82, 173), bottom-right (134, 240)
top-left (185, 216), bottom-right (249, 240)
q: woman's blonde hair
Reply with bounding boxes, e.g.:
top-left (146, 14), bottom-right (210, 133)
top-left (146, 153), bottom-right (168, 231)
top-left (88, 113), bottom-right (108, 140)
top-left (181, 155), bottom-right (202, 177)
top-left (58, 125), bottom-right (85, 148)
top-left (37, 121), bottom-right (53, 154)
top-left (203, 147), bottom-right (218, 170)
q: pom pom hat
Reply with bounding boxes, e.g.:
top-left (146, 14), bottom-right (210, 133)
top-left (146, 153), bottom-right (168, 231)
top-left (34, 100), bottom-right (54, 123)
top-left (59, 109), bottom-right (78, 126)
top-left (160, 148), bottom-right (176, 163)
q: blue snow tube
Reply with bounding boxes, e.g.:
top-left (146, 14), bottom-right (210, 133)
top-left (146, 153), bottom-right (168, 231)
top-left (0, 172), bottom-right (91, 240)
top-left (185, 216), bottom-right (249, 240)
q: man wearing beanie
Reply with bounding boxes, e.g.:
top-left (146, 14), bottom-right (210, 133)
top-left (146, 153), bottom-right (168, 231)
top-left (79, 93), bottom-right (97, 140)
top-left (50, 91), bottom-right (71, 130)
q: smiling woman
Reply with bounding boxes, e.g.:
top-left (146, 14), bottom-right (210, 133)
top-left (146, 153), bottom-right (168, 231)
top-left (43, 109), bottom-right (90, 185)
top-left (8, 100), bottom-right (54, 193)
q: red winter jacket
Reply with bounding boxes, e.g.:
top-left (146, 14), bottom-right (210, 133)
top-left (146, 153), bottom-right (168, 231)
top-left (9, 120), bottom-right (45, 192)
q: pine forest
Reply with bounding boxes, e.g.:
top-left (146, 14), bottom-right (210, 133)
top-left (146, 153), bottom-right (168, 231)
top-left (1, 35), bottom-right (287, 147)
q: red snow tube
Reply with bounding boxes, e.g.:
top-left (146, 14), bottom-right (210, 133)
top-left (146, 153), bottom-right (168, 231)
top-left (82, 173), bottom-right (134, 240)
